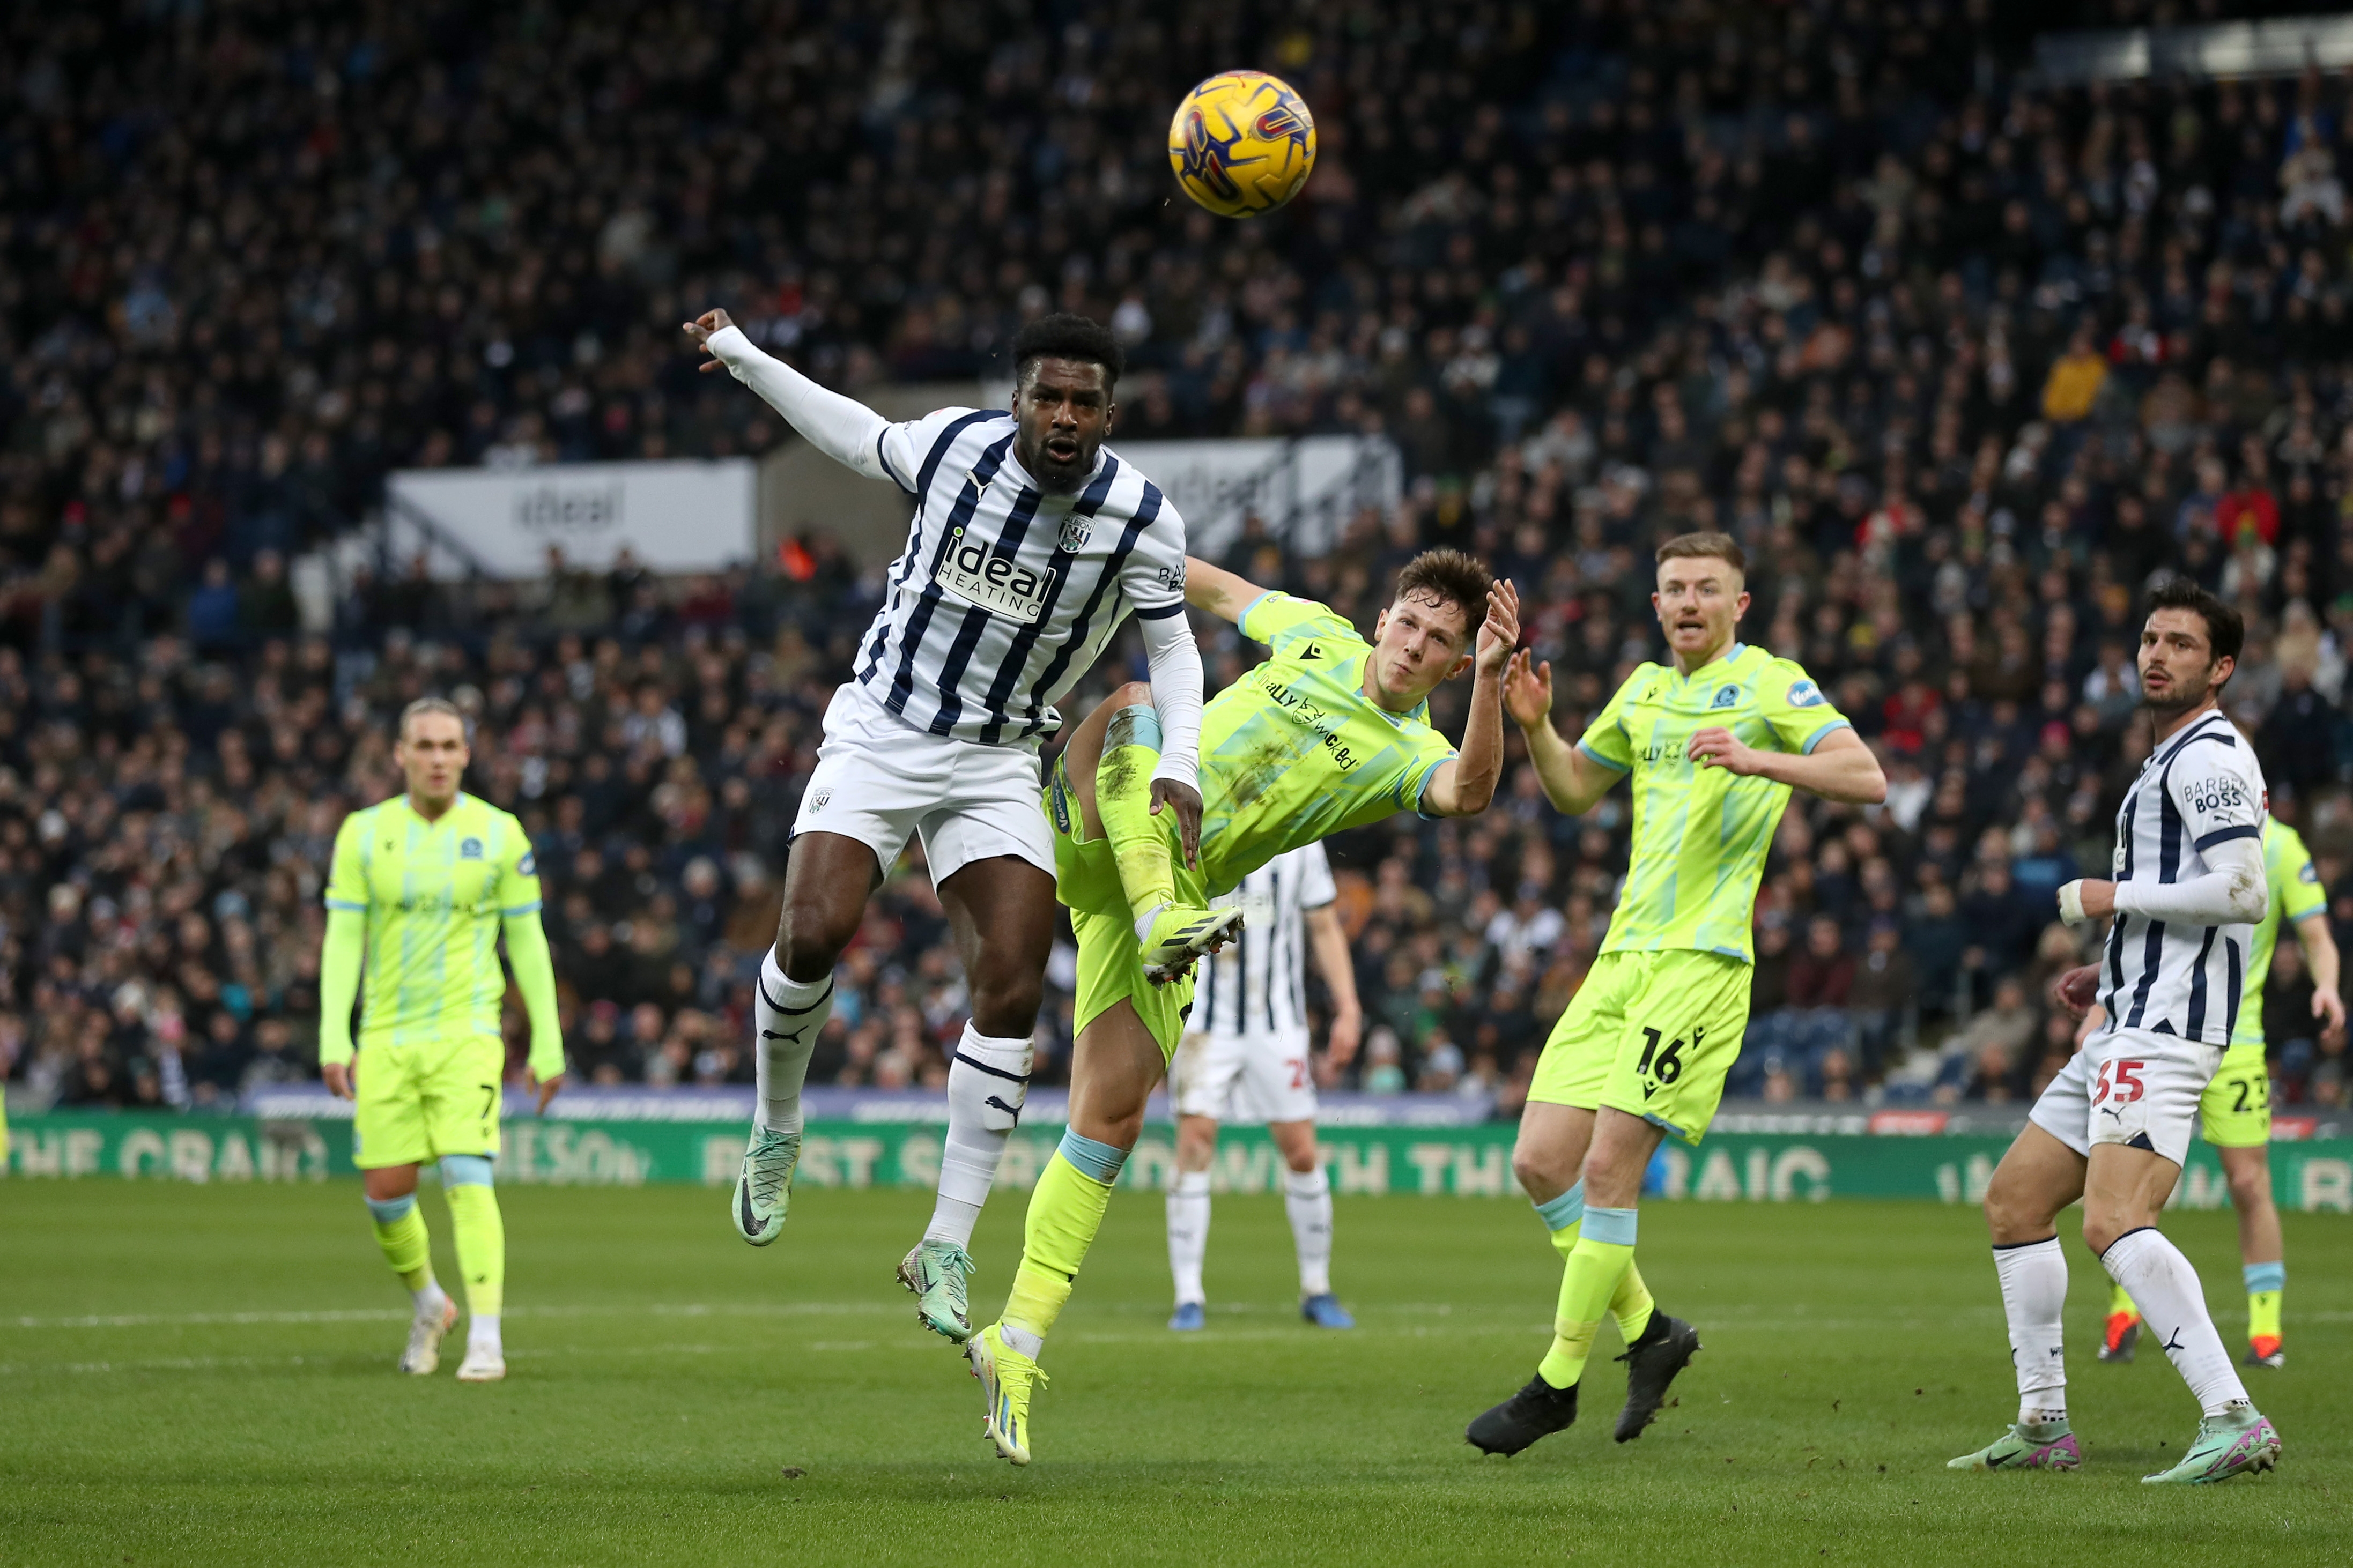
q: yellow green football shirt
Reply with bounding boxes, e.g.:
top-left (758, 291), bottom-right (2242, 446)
top-left (2231, 818), bottom-right (2327, 1052)
top-left (1578, 644), bottom-right (1849, 963)
top-left (1192, 592), bottom-right (1461, 895)
top-left (324, 792), bottom-right (543, 1048)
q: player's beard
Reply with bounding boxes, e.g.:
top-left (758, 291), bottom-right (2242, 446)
top-left (2141, 665), bottom-right (2219, 724)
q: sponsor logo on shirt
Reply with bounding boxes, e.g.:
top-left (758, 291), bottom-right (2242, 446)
top-left (1252, 671), bottom-right (1363, 771)
top-left (936, 529), bottom-right (1056, 623)
top-left (2186, 778), bottom-right (2251, 816)
top-left (1785, 679), bottom-right (1826, 708)
top-left (1155, 561), bottom-right (1186, 592)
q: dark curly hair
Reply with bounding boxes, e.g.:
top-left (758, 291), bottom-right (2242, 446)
top-left (1011, 313), bottom-right (1124, 390)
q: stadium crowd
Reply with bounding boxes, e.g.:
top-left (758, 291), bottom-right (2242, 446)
top-left (5, 2), bottom-right (2353, 1117)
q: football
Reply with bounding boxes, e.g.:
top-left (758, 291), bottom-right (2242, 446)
top-left (1167, 70), bottom-right (1316, 218)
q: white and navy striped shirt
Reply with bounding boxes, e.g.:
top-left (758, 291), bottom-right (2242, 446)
top-left (1196, 842), bottom-right (1339, 1038)
top-left (852, 408), bottom-right (1189, 744)
top-left (2099, 709), bottom-right (2268, 1045)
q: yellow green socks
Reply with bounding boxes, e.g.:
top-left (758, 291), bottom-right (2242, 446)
top-left (441, 1157), bottom-right (506, 1322)
top-left (1534, 1181), bottom-right (1654, 1345)
top-left (2246, 1261), bottom-right (2284, 1355)
top-left (365, 1193), bottom-right (436, 1298)
top-left (1537, 1204), bottom-right (1639, 1390)
top-left (1001, 1132), bottom-right (1126, 1355)
top-left (1096, 705), bottom-right (1175, 928)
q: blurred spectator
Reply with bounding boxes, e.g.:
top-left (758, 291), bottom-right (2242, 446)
top-left (10, 5), bottom-right (2353, 1117)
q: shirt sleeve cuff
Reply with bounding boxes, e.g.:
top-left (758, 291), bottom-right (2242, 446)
top-left (324, 897), bottom-right (366, 912)
top-left (1574, 739), bottom-right (1631, 772)
top-left (2193, 823), bottom-right (2261, 850)
top-left (1408, 754), bottom-right (1455, 818)
top-left (501, 901), bottom-right (544, 917)
top-left (1800, 718), bottom-right (1852, 754)
top-left (1237, 590), bottom-right (1275, 636)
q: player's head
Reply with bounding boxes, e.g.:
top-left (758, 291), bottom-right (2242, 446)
top-left (1009, 313), bottom-right (1123, 495)
top-left (2139, 577), bottom-right (2241, 718)
top-left (1652, 532), bottom-right (1750, 665)
top-left (395, 696), bottom-right (470, 808)
top-left (1370, 548), bottom-right (1494, 706)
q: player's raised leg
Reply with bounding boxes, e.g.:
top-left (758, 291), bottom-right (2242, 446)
top-left (1951, 1121), bottom-right (2085, 1472)
top-left (735, 832), bottom-right (875, 1246)
top-left (901, 851), bottom-right (1056, 1342)
top-left (1090, 688), bottom-right (1239, 978)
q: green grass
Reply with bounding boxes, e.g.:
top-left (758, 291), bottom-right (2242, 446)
top-left (1, 1182), bottom-right (2344, 1566)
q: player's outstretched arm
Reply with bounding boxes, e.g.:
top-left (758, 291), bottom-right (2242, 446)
top-left (1501, 650), bottom-right (1621, 818)
top-left (1688, 724), bottom-right (1886, 805)
top-left (1421, 580), bottom-right (1519, 818)
top-left (1181, 556), bottom-right (1266, 627)
top-left (683, 308), bottom-right (899, 482)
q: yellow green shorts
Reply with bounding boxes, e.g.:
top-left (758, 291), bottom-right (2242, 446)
top-left (1528, 948), bottom-right (1753, 1145)
top-left (2200, 1044), bottom-right (2271, 1148)
top-left (1046, 775), bottom-right (1201, 1062)
top-left (352, 1034), bottom-right (505, 1169)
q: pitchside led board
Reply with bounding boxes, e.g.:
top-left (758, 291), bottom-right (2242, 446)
top-left (387, 458), bottom-right (757, 577)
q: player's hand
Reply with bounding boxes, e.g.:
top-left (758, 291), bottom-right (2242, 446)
top-left (1151, 778), bottom-right (1204, 870)
top-left (683, 308), bottom-right (737, 373)
top-left (2050, 962), bottom-right (2103, 1020)
top-left (1503, 648), bottom-right (1553, 731)
top-left (1327, 1005), bottom-right (1363, 1066)
top-left (529, 1069), bottom-right (566, 1114)
top-left (1474, 579), bottom-right (1520, 677)
top-left (2314, 984), bottom-right (2347, 1034)
top-left (322, 1061), bottom-right (355, 1101)
top-left (1688, 726), bottom-right (1763, 775)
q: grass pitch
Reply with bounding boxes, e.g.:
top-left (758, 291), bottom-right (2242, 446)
top-left (2, 1179), bottom-right (2344, 1566)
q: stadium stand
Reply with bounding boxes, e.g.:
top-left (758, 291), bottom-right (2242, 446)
top-left (3, 2), bottom-right (2351, 1122)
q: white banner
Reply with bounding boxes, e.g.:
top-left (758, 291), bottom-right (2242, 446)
top-left (387, 458), bottom-right (757, 578)
top-left (1107, 435), bottom-right (1401, 560)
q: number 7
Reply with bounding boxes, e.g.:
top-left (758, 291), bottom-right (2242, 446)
top-left (480, 1084), bottom-right (498, 1119)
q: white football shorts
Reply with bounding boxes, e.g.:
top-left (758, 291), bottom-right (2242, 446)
top-left (1169, 1025), bottom-right (1317, 1125)
top-left (792, 682), bottom-right (1054, 886)
top-left (2027, 1023), bottom-right (2222, 1169)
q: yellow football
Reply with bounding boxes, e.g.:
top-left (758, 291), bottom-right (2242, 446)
top-left (1167, 71), bottom-right (1317, 219)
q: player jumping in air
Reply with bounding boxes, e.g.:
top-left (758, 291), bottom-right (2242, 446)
top-left (1464, 532), bottom-right (1885, 1455)
top-left (966, 550), bottom-right (1520, 1465)
top-left (1165, 840), bottom-right (1364, 1332)
top-left (684, 308), bottom-right (1209, 1343)
top-left (1954, 578), bottom-right (2282, 1484)
top-left (320, 697), bottom-right (566, 1382)
top-left (2094, 814), bottom-right (2341, 1371)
